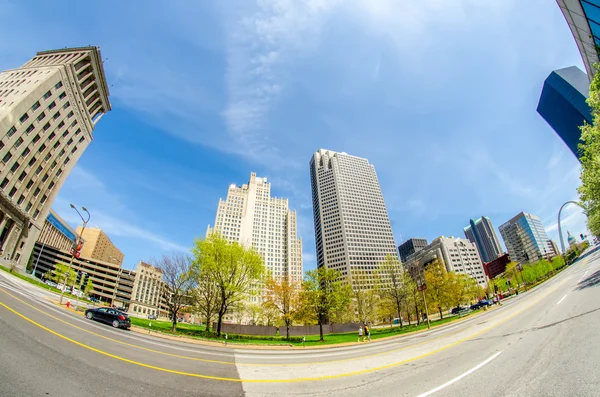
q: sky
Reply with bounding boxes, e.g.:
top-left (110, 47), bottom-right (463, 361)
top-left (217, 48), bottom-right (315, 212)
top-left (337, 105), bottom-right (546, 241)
top-left (0, 0), bottom-right (590, 270)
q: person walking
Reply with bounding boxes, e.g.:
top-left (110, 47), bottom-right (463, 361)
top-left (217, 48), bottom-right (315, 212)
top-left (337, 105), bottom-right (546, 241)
top-left (358, 326), bottom-right (363, 342)
top-left (365, 324), bottom-right (371, 342)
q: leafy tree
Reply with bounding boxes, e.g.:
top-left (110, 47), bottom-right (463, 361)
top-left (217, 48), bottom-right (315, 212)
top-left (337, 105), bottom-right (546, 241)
top-left (445, 272), bottom-right (477, 310)
top-left (403, 267), bottom-right (423, 324)
top-left (83, 278), bottom-right (94, 296)
top-left (350, 270), bottom-right (380, 326)
top-left (264, 278), bottom-right (301, 340)
top-left (245, 303), bottom-right (262, 325)
top-left (260, 301), bottom-right (280, 326)
top-left (376, 256), bottom-right (407, 327)
top-left (424, 260), bottom-right (449, 319)
top-left (193, 233), bottom-right (265, 336)
top-left (302, 267), bottom-right (351, 341)
top-left (50, 263), bottom-right (76, 289)
top-left (154, 253), bottom-right (198, 332)
top-left (193, 267), bottom-right (219, 332)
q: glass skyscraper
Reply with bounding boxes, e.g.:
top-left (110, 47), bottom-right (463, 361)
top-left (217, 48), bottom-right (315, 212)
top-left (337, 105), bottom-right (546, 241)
top-left (463, 216), bottom-right (503, 263)
top-left (498, 212), bottom-right (554, 264)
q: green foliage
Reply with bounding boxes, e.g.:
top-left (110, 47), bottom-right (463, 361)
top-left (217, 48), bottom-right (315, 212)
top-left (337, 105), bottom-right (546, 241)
top-left (424, 260), bottom-right (450, 319)
top-left (83, 279), bottom-right (94, 296)
top-left (579, 65), bottom-right (600, 237)
top-left (50, 263), bottom-right (76, 286)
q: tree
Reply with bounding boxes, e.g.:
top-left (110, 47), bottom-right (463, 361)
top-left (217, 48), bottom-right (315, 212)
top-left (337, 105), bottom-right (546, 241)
top-left (302, 267), bottom-right (351, 341)
top-left (83, 278), bottom-right (94, 297)
top-left (264, 278), bottom-right (301, 340)
top-left (579, 66), bottom-right (600, 237)
top-left (50, 263), bottom-right (75, 289)
top-left (376, 256), bottom-right (407, 327)
top-left (245, 303), bottom-right (262, 325)
top-left (193, 267), bottom-right (219, 332)
top-left (154, 253), bottom-right (197, 332)
top-left (350, 271), bottom-right (379, 326)
top-left (445, 272), bottom-right (478, 310)
top-left (260, 301), bottom-right (280, 326)
top-left (193, 233), bottom-right (265, 336)
top-left (405, 263), bottom-right (424, 324)
top-left (424, 260), bottom-right (449, 319)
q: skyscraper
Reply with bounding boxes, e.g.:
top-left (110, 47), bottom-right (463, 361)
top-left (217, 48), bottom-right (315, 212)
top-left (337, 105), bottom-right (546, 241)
top-left (463, 216), bottom-right (503, 263)
top-left (537, 66), bottom-right (592, 160)
top-left (309, 149), bottom-right (398, 289)
top-left (206, 172), bottom-right (303, 284)
top-left (498, 212), bottom-right (554, 264)
top-left (0, 47), bottom-right (111, 270)
top-left (398, 238), bottom-right (428, 263)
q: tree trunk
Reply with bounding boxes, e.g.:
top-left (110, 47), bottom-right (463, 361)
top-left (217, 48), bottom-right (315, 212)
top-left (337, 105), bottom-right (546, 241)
top-left (318, 314), bottom-right (324, 341)
top-left (217, 310), bottom-right (225, 336)
top-left (396, 300), bottom-right (403, 327)
top-left (439, 307), bottom-right (443, 320)
top-left (205, 313), bottom-right (211, 332)
top-left (414, 300), bottom-right (420, 325)
top-left (171, 311), bottom-right (177, 332)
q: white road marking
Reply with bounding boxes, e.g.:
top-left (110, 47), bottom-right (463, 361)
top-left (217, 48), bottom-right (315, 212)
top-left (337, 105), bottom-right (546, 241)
top-left (415, 351), bottom-right (503, 397)
top-left (557, 294), bottom-right (568, 305)
top-left (578, 271), bottom-right (589, 283)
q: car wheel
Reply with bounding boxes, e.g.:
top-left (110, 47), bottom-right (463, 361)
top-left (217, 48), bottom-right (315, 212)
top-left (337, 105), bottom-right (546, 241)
top-left (112, 319), bottom-right (120, 328)
top-left (86, 312), bottom-right (93, 320)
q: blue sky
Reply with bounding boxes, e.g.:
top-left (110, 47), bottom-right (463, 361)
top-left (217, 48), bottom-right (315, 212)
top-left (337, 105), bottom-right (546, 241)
top-left (0, 0), bottom-right (589, 270)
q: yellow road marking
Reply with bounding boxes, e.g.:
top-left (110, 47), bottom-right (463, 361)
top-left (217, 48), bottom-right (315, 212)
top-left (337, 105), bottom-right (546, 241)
top-left (0, 275), bottom-right (569, 383)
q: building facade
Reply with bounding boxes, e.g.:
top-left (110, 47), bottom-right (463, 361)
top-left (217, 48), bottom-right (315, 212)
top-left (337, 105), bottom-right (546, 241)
top-left (128, 261), bottom-right (167, 319)
top-left (463, 216), bottom-right (503, 263)
top-left (37, 209), bottom-right (76, 252)
top-left (406, 236), bottom-right (487, 286)
top-left (206, 172), bottom-right (303, 285)
top-left (398, 238), bottom-right (428, 263)
top-left (537, 66), bottom-right (592, 159)
top-left (483, 253), bottom-right (511, 280)
top-left (75, 226), bottom-right (124, 265)
top-left (558, 0), bottom-right (600, 80)
top-left (498, 212), bottom-right (555, 264)
top-left (0, 47), bottom-right (110, 270)
top-left (309, 149), bottom-right (398, 289)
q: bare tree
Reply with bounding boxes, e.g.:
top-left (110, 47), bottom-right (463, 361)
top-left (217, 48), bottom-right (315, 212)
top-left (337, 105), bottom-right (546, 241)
top-left (154, 253), bottom-right (197, 332)
top-left (377, 256), bottom-right (407, 327)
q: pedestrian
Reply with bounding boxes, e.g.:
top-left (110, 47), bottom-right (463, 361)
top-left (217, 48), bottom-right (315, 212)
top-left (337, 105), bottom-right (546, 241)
top-left (365, 324), bottom-right (371, 341)
top-left (358, 326), bottom-right (363, 342)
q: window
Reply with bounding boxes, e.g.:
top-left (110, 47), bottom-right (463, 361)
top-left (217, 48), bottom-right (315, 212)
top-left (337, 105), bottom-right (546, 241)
top-left (28, 156), bottom-right (36, 167)
top-left (0, 178), bottom-right (8, 189)
top-left (57, 121), bottom-right (64, 129)
top-left (37, 112), bottom-right (45, 121)
top-left (78, 136), bottom-right (85, 143)
top-left (55, 81), bottom-right (63, 89)
top-left (38, 144), bottom-right (46, 153)
top-left (63, 157), bottom-right (69, 165)
top-left (19, 113), bottom-right (29, 123)
top-left (2, 151), bottom-right (12, 163)
top-left (48, 181), bottom-right (54, 189)
top-left (40, 195), bottom-right (47, 204)
top-left (50, 161), bottom-right (57, 169)
top-left (58, 92), bottom-right (66, 100)
top-left (21, 147), bottom-right (30, 157)
top-left (25, 124), bottom-right (34, 134)
top-left (32, 101), bottom-right (40, 111)
top-left (26, 180), bottom-right (33, 189)
top-left (56, 169), bottom-right (63, 177)
top-left (7, 125), bottom-right (16, 137)
top-left (18, 171), bottom-right (26, 182)
top-left (33, 187), bottom-right (40, 197)
top-left (41, 173), bottom-right (49, 182)
top-left (67, 138), bottom-right (73, 145)
top-left (71, 146), bottom-right (77, 154)
top-left (52, 111), bottom-right (60, 120)
top-left (42, 122), bottom-right (51, 131)
top-left (75, 128), bottom-right (81, 135)
top-left (25, 202), bottom-right (32, 212)
top-left (53, 141), bottom-right (60, 149)
top-left (48, 101), bottom-right (56, 110)
top-left (59, 149), bottom-right (65, 157)
top-left (33, 209), bottom-right (39, 218)
top-left (14, 137), bottom-right (23, 148)
top-left (35, 165), bottom-right (42, 175)
top-left (44, 153), bottom-right (51, 162)
top-left (8, 187), bottom-right (16, 198)
top-left (48, 132), bottom-right (56, 140)
top-left (70, 120), bottom-right (77, 127)
top-left (32, 134), bottom-right (40, 143)
top-left (63, 101), bottom-right (70, 109)
top-left (10, 162), bottom-right (19, 173)
top-left (43, 90), bottom-right (51, 100)
top-left (67, 111), bottom-right (74, 118)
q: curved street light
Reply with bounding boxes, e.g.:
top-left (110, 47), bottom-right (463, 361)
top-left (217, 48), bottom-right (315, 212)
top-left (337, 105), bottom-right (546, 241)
top-left (557, 201), bottom-right (583, 254)
top-left (58, 204), bottom-right (90, 305)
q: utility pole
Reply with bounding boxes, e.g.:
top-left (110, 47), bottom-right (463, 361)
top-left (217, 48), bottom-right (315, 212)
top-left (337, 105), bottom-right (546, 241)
top-left (58, 204), bottom-right (90, 306)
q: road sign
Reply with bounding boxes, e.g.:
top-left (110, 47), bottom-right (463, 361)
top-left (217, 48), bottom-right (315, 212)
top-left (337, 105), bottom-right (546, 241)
top-left (418, 284), bottom-right (427, 291)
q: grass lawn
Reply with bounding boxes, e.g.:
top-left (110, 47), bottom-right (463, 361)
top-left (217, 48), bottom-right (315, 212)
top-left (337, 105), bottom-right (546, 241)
top-left (0, 264), bottom-right (91, 303)
top-left (130, 312), bottom-right (475, 347)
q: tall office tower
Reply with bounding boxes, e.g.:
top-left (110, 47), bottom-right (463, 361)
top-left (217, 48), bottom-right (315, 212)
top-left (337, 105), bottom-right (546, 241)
top-left (499, 212), bottom-right (554, 264)
top-left (463, 216), bottom-right (503, 263)
top-left (398, 238), bottom-right (428, 263)
top-left (537, 66), bottom-right (592, 160)
top-left (75, 227), bottom-right (124, 265)
top-left (309, 149), bottom-right (398, 289)
top-left (0, 47), bottom-right (111, 270)
top-left (206, 172), bottom-right (303, 285)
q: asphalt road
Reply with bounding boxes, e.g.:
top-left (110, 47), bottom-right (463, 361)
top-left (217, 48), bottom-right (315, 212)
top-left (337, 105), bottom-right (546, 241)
top-left (0, 249), bottom-right (599, 397)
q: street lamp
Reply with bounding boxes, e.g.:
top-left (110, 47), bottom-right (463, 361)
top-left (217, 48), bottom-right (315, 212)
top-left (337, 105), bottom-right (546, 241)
top-left (109, 255), bottom-right (121, 307)
top-left (58, 204), bottom-right (90, 305)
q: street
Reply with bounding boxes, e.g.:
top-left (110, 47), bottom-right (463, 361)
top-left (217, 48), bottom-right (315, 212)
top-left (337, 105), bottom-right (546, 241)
top-left (0, 250), bottom-right (599, 397)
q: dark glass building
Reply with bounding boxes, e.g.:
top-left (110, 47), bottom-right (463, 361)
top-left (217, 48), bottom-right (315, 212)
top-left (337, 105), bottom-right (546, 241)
top-left (537, 66), bottom-right (592, 160)
top-left (398, 238), bottom-right (428, 263)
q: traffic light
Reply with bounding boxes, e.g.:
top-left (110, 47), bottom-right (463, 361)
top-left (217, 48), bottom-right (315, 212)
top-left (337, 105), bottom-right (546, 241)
top-left (581, 233), bottom-right (585, 241)
top-left (70, 239), bottom-right (83, 258)
top-left (82, 272), bottom-right (89, 286)
top-left (76, 271), bottom-right (82, 286)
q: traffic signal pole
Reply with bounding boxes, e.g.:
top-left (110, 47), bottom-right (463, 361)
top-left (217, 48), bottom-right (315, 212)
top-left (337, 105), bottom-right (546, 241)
top-left (58, 205), bottom-right (90, 306)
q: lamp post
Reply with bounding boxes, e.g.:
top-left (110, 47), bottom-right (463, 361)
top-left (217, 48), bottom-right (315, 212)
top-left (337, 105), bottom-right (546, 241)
top-left (31, 240), bottom-right (46, 279)
top-left (109, 255), bottom-right (121, 307)
top-left (58, 204), bottom-right (90, 305)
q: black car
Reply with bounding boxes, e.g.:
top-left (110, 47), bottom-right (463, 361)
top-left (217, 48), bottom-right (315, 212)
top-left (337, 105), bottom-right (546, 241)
top-left (85, 307), bottom-right (131, 329)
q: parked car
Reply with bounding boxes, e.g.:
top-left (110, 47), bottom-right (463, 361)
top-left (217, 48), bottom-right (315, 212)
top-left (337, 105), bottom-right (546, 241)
top-left (45, 280), bottom-right (58, 288)
top-left (147, 314), bottom-right (156, 320)
top-left (451, 306), bottom-right (470, 315)
top-left (85, 307), bottom-right (131, 329)
top-left (89, 297), bottom-right (99, 303)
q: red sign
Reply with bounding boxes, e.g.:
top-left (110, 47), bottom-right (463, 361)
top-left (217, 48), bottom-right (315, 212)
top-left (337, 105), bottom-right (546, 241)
top-left (418, 284), bottom-right (427, 291)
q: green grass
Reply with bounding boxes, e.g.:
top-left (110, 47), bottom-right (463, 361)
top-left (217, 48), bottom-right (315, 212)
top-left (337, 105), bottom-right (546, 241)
top-left (0, 264), bottom-right (91, 303)
top-left (130, 312), bottom-right (473, 346)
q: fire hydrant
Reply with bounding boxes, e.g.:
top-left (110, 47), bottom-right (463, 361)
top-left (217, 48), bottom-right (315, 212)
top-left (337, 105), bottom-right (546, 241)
top-left (66, 301), bottom-right (71, 309)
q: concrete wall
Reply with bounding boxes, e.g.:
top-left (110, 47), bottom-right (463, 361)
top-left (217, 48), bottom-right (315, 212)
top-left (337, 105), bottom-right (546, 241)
top-left (214, 323), bottom-right (278, 336)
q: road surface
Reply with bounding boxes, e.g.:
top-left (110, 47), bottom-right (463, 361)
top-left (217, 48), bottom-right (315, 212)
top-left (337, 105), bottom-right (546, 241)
top-left (0, 250), bottom-right (599, 396)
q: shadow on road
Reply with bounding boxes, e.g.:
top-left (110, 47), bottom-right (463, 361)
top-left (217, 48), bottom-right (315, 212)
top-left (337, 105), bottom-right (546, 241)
top-left (576, 269), bottom-right (600, 290)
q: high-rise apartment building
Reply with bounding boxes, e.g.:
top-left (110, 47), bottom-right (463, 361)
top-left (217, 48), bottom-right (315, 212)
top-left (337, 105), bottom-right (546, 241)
top-left (0, 47), bottom-right (110, 270)
top-left (463, 216), bottom-right (503, 263)
top-left (406, 236), bottom-right (487, 286)
top-left (75, 226), bottom-right (124, 266)
top-left (128, 261), bottom-right (167, 319)
top-left (398, 238), bottom-right (428, 263)
top-left (498, 212), bottom-right (555, 264)
top-left (206, 172), bottom-right (303, 284)
top-left (309, 149), bottom-right (398, 289)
